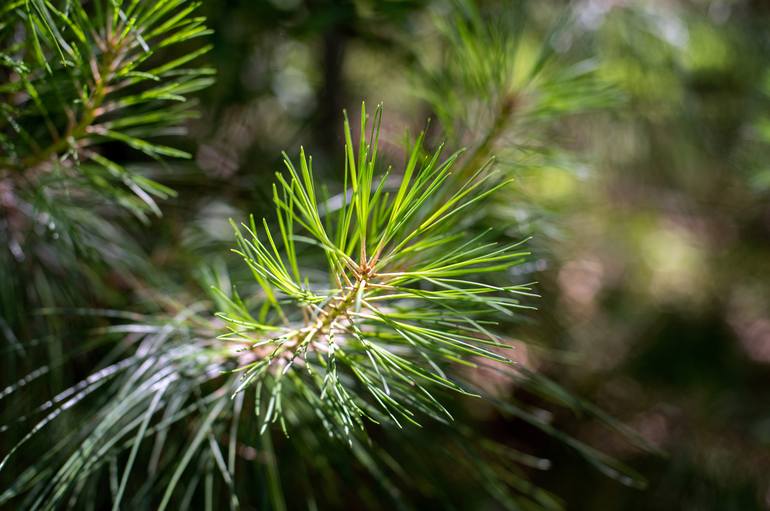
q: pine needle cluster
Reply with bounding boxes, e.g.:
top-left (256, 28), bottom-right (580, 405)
top-left (1, 0), bottom-right (212, 205)
top-left (217, 103), bottom-right (535, 439)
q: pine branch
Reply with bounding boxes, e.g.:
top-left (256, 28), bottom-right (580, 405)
top-left (216, 103), bottom-right (534, 439)
top-left (21, 27), bottom-right (127, 171)
top-left (416, 1), bottom-right (621, 185)
top-left (1, 0), bottom-right (213, 219)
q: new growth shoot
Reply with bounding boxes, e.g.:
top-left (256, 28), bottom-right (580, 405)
top-left (216, 103), bottom-right (536, 440)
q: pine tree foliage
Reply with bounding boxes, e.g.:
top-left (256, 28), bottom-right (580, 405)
top-left (417, 1), bottom-right (617, 149)
top-left (0, 0), bottom-right (212, 218)
top-left (0, 0), bottom-right (212, 339)
top-left (0, 2), bottom-right (653, 510)
top-left (218, 103), bottom-right (533, 438)
top-left (0, 106), bottom-right (646, 510)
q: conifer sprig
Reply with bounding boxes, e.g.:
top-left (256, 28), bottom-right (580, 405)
top-left (0, 0), bottom-right (213, 219)
top-left (217, 103), bottom-right (536, 439)
top-left (0, 0), bottom-right (213, 369)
